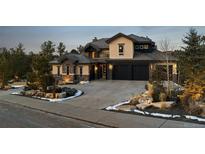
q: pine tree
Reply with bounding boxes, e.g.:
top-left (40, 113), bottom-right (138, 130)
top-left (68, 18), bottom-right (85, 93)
top-left (178, 28), bottom-right (205, 81)
top-left (57, 42), bottom-right (66, 56)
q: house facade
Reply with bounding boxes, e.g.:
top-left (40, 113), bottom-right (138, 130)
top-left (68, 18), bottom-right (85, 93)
top-left (50, 33), bottom-right (177, 83)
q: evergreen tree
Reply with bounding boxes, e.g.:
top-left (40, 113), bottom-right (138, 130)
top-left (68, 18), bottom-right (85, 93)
top-left (40, 40), bottom-right (55, 60)
top-left (57, 42), bottom-right (66, 56)
top-left (178, 28), bottom-right (205, 82)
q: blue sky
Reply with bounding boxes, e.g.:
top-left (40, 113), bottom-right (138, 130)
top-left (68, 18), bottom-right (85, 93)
top-left (1, 26), bottom-right (205, 53)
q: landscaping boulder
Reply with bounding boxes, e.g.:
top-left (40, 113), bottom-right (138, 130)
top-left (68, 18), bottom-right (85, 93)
top-left (35, 91), bottom-right (45, 97)
top-left (45, 93), bottom-right (55, 99)
top-left (151, 101), bottom-right (175, 109)
top-left (46, 86), bottom-right (54, 93)
top-left (25, 90), bottom-right (36, 96)
top-left (138, 95), bottom-right (153, 104)
top-left (129, 95), bottom-right (140, 105)
top-left (56, 92), bottom-right (66, 98)
top-left (136, 103), bottom-right (152, 110)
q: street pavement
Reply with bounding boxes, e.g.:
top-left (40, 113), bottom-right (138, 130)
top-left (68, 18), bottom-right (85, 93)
top-left (0, 100), bottom-right (105, 128)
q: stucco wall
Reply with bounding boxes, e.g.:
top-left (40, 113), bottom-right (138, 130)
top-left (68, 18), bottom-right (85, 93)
top-left (99, 49), bottom-right (109, 58)
top-left (52, 64), bottom-right (90, 76)
top-left (76, 65), bottom-right (89, 75)
top-left (109, 36), bottom-right (134, 59)
top-left (52, 64), bottom-right (61, 75)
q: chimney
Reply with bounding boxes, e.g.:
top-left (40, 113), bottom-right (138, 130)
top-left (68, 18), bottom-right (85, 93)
top-left (92, 37), bottom-right (98, 42)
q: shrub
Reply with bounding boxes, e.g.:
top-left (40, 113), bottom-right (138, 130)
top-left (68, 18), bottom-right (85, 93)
top-left (27, 82), bottom-right (39, 90)
top-left (66, 88), bottom-right (77, 97)
top-left (39, 74), bottom-right (55, 92)
top-left (187, 105), bottom-right (203, 116)
top-left (159, 92), bottom-right (167, 102)
top-left (151, 81), bottom-right (165, 102)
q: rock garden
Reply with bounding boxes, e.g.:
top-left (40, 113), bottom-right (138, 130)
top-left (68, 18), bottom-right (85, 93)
top-left (12, 85), bottom-right (83, 102)
top-left (106, 80), bottom-right (205, 124)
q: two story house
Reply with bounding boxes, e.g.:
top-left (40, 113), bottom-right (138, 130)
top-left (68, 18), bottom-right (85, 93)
top-left (50, 33), bottom-right (177, 83)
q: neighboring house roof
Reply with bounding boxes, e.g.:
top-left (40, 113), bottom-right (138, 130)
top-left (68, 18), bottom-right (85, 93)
top-left (49, 52), bottom-right (92, 64)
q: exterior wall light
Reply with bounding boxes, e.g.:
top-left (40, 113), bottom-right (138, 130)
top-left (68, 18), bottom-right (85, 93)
top-left (95, 66), bottom-right (98, 71)
top-left (109, 64), bottom-right (113, 70)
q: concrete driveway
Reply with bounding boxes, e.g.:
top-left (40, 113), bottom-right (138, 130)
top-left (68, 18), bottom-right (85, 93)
top-left (0, 80), bottom-right (146, 109)
top-left (63, 80), bottom-right (146, 109)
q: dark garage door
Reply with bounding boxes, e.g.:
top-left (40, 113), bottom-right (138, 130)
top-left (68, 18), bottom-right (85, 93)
top-left (113, 65), bottom-right (132, 80)
top-left (133, 65), bottom-right (149, 80)
top-left (112, 64), bottom-right (149, 80)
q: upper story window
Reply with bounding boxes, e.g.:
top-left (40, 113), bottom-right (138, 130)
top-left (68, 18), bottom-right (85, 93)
top-left (118, 43), bottom-right (124, 55)
top-left (135, 44), bottom-right (149, 50)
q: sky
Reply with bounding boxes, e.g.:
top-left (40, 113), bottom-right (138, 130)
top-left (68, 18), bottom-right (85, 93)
top-left (1, 26), bottom-right (205, 53)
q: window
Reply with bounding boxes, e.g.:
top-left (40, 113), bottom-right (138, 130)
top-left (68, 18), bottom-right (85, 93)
top-left (140, 45), bottom-right (144, 49)
top-left (118, 44), bottom-right (124, 55)
top-left (144, 44), bottom-right (149, 49)
top-left (66, 66), bottom-right (69, 75)
top-left (57, 66), bottom-right (60, 76)
top-left (79, 66), bottom-right (83, 77)
top-left (62, 65), bottom-right (67, 73)
top-left (135, 45), bottom-right (140, 49)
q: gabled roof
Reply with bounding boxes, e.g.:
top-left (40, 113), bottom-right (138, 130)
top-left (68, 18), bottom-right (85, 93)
top-left (106, 33), bottom-right (154, 44)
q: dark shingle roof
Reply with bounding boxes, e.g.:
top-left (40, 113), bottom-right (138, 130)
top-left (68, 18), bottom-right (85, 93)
top-left (50, 53), bottom-right (92, 64)
top-left (84, 33), bottom-right (155, 52)
top-left (128, 34), bottom-right (153, 43)
top-left (84, 38), bottom-right (109, 52)
top-left (133, 50), bottom-right (177, 61)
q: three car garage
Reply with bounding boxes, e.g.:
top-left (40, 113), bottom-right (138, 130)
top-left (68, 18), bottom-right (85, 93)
top-left (112, 63), bottom-right (149, 80)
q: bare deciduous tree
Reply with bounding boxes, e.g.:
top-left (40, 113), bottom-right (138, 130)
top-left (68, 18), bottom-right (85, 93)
top-left (159, 38), bottom-right (175, 96)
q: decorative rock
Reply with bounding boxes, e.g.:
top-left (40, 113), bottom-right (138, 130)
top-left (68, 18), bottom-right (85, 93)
top-left (45, 93), bottom-right (55, 99)
top-left (25, 90), bottom-right (36, 96)
top-left (138, 95), bottom-right (153, 104)
top-left (129, 95), bottom-right (140, 105)
top-left (136, 103), bottom-right (152, 110)
top-left (35, 91), bottom-right (45, 97)
top-left (56, 92), bottom-right (66, 98)
top-left (152, 101), bottom-right (176, 109)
